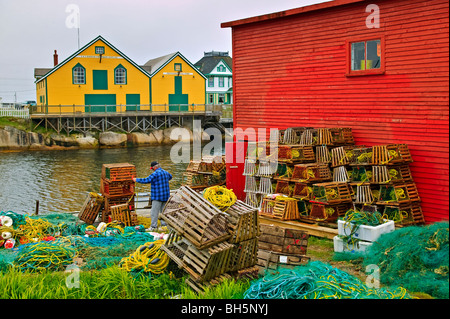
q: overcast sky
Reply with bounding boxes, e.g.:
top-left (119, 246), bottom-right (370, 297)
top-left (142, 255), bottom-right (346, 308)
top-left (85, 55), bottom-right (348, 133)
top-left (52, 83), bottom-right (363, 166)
top-left (0, 0), bottom-right (329, 103)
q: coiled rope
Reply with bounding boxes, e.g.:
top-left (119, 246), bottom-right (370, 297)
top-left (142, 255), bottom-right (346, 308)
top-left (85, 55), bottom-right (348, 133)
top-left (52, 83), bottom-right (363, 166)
top-left (203, 186), bottom-right (237, 211)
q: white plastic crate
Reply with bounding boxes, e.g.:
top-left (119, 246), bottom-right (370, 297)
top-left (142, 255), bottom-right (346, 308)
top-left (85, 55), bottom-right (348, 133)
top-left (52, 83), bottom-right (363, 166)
top-left (337, 219), bottom-right (395, 242)
top-left (333, 236), bottom-right (373, 253)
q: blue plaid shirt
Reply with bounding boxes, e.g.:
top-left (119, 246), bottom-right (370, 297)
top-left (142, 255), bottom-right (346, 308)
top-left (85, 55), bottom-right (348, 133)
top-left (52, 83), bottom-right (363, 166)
top-left (135, 168), bottom-right (172, 201)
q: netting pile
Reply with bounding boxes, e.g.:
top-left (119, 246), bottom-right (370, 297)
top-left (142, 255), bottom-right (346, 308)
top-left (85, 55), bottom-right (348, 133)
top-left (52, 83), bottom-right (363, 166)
top-left (363, 221), bottom-right (449, 299)
top-left (243, 261), bottom-right (411, 299)
top-left (0, 211), bottom-right (157, 273)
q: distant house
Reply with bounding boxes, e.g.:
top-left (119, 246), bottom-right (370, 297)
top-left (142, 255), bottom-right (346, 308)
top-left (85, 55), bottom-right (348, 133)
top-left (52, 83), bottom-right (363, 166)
top-left (34, 36), bottom-right (206, 113)
top-left (194, 51), bottom-right (232, 105)
top-left (34, 35), bottom-right (152, 113)
top-left (142, 52), bottom-right (207, 112)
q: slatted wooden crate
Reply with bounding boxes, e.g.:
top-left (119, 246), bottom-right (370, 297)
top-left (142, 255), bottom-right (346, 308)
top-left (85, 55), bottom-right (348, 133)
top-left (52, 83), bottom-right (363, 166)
top-left (354, 185), bottom-right (375, 204)
top-left (186, 160), bottom-right (201, 173)
top-left (244, 191), bottom-right (262, 208)
top-left (277, 145), bottom-right (315, 163)
top-left (161, 186), bottom-right (230, 250)
top-left (243, 159), bottom-right (258, 176)
top-left (256, 160), bottom-right (278, 177)
top-left (312, 182), bottom-right (353, 204)
top-left (282, 127), bottom-right (312, 145)
top-left (291, 163), bottom-right (332, 183)
top-left (299, 128), bottom-right (317, 145)
top-left (100, 179), bottom-right (135, 198)
top-left (388, 165), bottom-right (414, 184)
top-left (226, 200), bottom-right (260, 244)
top-left (333, 166), bottom-right (350, 183)
top-left (259, 224), bottom-right (309, 255)
top-left (181, 172), bottom-right (209, 188)
top-left (331, 146), bottom-right (349, 167)
top-left (102, 163), bottom-right (136, 182)
top-left (227, 237), bottom-right (259, 272)
top-left (316, 128), bottom-right (333, 145)
top-left (161, 232), bottom-right (234, 283)
top-left (257, 249), bottom-right (310, 275)
top-left (350, 166), bottom-right (372, 184)
top-left (274, 162), bottom-right (293, 180)
top-left (102, 195), bottom-right (135, 222)
top-left (78, 192), bottom-right (105, 224)
top-left (272, 198), bottom-right (301, 220)
top-left (376, 183), bottom-right (420, 205)
top-left (110, 203), bottom-right (138, 226)
top-left (260, 197), bottom-right (276, 217)
top-left (258, 177), bottom-right (274, 194)
top-left (315, 145), bottom-right (332, 164)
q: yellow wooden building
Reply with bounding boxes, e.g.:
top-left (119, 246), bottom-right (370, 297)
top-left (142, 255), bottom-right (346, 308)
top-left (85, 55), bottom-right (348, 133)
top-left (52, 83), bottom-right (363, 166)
top-left (34, 36), bottom-right (206, 113)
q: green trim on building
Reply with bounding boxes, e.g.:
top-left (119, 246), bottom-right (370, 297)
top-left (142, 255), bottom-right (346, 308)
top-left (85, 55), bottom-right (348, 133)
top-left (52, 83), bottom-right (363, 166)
top-left (169, 76), bottom-right (188, 111)
top-left (72, 63), bottom-right (86, 85)
top-left (114, 64), bottom-right (127, 85)
top-left (84, 94), bottom-right (116, 112)
top-left (126, 94), bottom-right (140, 111)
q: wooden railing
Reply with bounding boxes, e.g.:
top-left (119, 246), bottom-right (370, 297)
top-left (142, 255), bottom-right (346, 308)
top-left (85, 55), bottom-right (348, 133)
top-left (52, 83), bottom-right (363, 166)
top-left (29, 104), bottom-right (232, 117)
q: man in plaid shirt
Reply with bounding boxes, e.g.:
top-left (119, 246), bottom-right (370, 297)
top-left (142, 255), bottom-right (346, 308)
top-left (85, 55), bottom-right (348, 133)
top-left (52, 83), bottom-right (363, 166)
top-left (133, 161), bottom-right (172, 230)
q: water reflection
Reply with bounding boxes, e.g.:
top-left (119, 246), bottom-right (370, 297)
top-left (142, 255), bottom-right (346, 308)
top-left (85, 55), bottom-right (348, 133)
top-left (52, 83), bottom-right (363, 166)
top-left (0, 144), bottom-right (217, 214)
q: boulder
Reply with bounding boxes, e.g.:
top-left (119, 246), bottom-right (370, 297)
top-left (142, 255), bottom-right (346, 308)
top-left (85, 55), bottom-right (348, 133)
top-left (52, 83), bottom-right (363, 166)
top-left (99, 132), bottom-right (127, 146)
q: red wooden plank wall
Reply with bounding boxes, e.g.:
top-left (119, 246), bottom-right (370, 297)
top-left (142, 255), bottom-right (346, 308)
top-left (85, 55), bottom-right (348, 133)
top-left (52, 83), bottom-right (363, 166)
top-left (228, 0), bottom-right (449, 222)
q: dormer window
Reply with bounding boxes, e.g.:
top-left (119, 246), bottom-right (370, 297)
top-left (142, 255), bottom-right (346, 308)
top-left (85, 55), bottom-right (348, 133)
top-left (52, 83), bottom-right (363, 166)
top-left (217, 65), bottom-right (226, 72)
top-left (95, 46), bottom-right (105, 55)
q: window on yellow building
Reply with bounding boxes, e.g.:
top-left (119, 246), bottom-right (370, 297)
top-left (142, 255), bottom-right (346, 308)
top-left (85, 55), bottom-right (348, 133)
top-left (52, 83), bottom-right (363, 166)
top-left (114, 64), bottom-right (127, 85)
top-left (73, 63), bottom-right (86, 84)
top-left (174, 63), bottom-right (182, 72)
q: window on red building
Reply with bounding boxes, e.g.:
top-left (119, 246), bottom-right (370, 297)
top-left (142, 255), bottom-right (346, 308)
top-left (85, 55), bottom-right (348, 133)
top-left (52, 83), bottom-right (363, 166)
top-left (347, 37), bottom-right (384, 76)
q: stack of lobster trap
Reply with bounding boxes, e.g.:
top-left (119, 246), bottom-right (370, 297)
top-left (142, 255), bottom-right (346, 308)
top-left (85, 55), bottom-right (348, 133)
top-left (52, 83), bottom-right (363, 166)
top-left (160, 186), bottom-right (261, 293)
top-left (182, 155), bottom-right (226, 191)
top-left (78, 163), bottom-right (138, 226)
top-left (244, 127), bottom-right (425, 227)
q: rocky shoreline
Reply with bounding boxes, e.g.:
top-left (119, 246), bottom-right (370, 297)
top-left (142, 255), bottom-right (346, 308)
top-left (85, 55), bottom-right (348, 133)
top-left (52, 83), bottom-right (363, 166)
top-left (0, 126), bottom-right (210, 151)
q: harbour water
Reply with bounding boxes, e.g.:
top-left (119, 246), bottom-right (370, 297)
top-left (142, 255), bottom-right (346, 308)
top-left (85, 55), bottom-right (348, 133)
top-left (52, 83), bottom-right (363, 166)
top-left (0, 145), bottom-right (198, 215)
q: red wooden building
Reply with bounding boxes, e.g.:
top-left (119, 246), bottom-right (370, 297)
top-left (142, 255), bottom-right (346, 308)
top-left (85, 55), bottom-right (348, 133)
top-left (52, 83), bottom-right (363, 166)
top-left (222, 0), bottom-right (449, 223)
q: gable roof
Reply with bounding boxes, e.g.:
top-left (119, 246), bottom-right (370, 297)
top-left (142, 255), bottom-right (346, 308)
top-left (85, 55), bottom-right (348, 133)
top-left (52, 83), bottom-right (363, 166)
top-left (142, 52), bottom-right (207, 79)
top-left (34, 35), bottom-right (151, 83)
top-left (194, 53), bottom-right (232, 75)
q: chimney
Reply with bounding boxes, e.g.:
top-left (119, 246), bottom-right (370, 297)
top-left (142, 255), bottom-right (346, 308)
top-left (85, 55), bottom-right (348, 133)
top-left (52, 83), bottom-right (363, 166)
top-left (53, 50), bottom-right (58, 66)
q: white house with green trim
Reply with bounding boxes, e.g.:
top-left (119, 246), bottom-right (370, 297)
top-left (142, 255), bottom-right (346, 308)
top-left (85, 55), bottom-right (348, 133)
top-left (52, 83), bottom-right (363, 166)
top-left (194, 51), bottom-right (232, 105)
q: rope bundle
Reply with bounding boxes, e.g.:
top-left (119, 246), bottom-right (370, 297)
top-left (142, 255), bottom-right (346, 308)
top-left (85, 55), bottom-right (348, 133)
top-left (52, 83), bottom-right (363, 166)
top-left (203, 186), bottom-right (237, 211)
top-left (244, 261), bottom-right (411, 299)
top-left (119, 239), bottom-right (169, 275)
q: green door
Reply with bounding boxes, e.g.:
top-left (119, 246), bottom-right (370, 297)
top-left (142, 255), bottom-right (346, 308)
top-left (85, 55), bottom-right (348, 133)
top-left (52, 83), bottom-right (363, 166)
top-left (85, 94), bottom-right (116, 112)
top-left (169, 76), bottom-right (188, 111)
top-left (93, 70), bottom-right (108, 90)
top-left (126, 94), bottom-right (140, 111)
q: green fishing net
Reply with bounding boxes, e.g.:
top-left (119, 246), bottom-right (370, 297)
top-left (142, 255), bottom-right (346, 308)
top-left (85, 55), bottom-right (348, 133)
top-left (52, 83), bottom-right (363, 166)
top-left (363, 221), bottom-right (449, 299)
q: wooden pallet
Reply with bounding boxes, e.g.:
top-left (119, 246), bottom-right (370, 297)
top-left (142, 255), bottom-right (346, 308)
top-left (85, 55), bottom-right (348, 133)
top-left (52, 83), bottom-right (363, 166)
top-left (312, 182), bottom-right (353, 204)
top-left (110, 203), bottom-right (138, 226)
top-left (259, 224), bottom-right (309, 255)
top-left (226, 200), bottom-right (260, 243)
top-left (78, 192), bottom-right (104, 224)
top-left (101, 163), bottom-right (136, 182)
top-left (291, 163), bottom-right (332, 183)
top-left (161, 186), bottom-right (230, 250)
top-left (161, 232), bottom-right (234, 283)
top-left (257, 249), bottom-right (310, 275)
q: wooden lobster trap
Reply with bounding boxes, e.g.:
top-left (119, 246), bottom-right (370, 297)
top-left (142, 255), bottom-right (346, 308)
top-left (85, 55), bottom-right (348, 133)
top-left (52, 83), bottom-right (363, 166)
top-left (331, 146), bottom-right (350, 167)
top-left (387, 165), bottom-right (414, 184)
top-left (315, 145), bottom-right (332, 164)
top-left (256, 160), bottom-right (278, 177)
top-left (274, 162), bottom-right (293, 181)
top-left (260, 197), bottom-right (276, 217)
top-left (291, 163), bottom-right (332, 183)
top-left (329, 127), bottom-right (355, 146)
top-left (198, 155), bottom-right (225, 175)
top-left (292, 182), bottom-right (314, 200)
top-left (299, 128), bottom-right (317, 146)
top-left (78, 192), bottom-right (105, 224)
top-left (348, 146), bottom-right (373, 166)
top-left (227, 237), bottom-right (259, 272)
top-left (333, 166), bottom-right (350, 183)
top-left (161, 231), bottom-right (234, 283)
top-left (272, 198), bottom-right (301, 220)
top-left (246, 141), bottom-right (277, 161)
top-left (259, 224), bottom-right (309, 255)
top-left (161, 186), bottom-right (230, 249)
top-left (382, 203), bottom-right (425, 226)
top-left (244, 191), bottom-right (262, 208)
top-left (181, 172), bottom-right (209, 189)
top-left (303, 202), bottom-right (351, 223)
top-left (376, 183), bottom-right (420, 205)
top-left (312, 182), bottom-right (353, 204)
top-left (103, 195), bottom-right (135, 222)
top-left (316, 128), bottom-right (334, 145)
top-left (186, 160), bottom-right (201, 173)
top-left (277, 145), bottom-right (315, 163)
top-left (275, 180), bottom-right (294, 197)
top-left (350, 166), bottom-right (373, 184)
top-left (110, 203), bottom-right (138, 226)
top-left (101, 163), bottom-right (136, 182)
top-left (257, 249), bottom-right (310, 275)
top-left (258, 177), bottom-right (274, 195)
top-left (226, 200), bottom-right (260, 244)
top-left (100, 179), bottom-right (135, 198)
top-left (243, 159), bottom-right (258, 176)
top-left (372, 144), bottom-right (413, 165)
